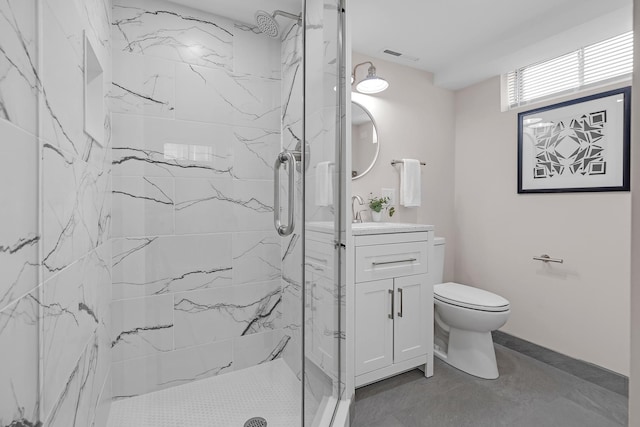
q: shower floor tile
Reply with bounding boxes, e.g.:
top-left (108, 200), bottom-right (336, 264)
top-left (107, 359), bottom-right (301, 427)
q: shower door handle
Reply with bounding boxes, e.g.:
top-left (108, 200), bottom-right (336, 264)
top-left (274, 151), bottom-right (296, 236)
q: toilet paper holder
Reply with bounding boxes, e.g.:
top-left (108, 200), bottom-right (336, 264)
top-left (533, 254), bottom-right (564, 264)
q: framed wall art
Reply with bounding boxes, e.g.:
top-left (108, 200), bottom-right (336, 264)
top-left (517, 86), bottom-right (631, 194)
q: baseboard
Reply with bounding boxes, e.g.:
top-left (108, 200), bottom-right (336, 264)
top-left (493, 330), bottom-right (628, 397)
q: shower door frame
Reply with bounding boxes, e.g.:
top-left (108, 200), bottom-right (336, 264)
top-left (299, 0), bottom-right (350, 424)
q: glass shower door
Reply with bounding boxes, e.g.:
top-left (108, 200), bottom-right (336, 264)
top-left (304, 0), bottom-right (345, 424)
top-left (276, 0), bottom-right (345, 425)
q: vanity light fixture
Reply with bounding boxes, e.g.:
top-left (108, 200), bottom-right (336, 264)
top-left (352, 61), bottom-right (389, 94)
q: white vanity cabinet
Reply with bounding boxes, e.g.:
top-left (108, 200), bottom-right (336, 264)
top-left (354, 228), bottom-right (434, 388)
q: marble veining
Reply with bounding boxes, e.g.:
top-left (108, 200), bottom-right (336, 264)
top-left (110, 53), bottom-right (175, 118)
top-left (175, 287), bottom-right (281, 335)
top-left (41, 244), bottom-right (112, 423)
top-left (112, 176), bottom-right (175, 237)
top-left (111, 82), bottom-right (174, 114)
top-left (42, 143), bottom-right (111, 279)
top-left (0, 120), bottom-right (40, 314)
top-left (174, 62), bottom-right (280, 130)
top-left (111, 293), bottom-right (174, 362)
top-left (0, 0), bottom-right (39, 134)
top-left (45, 332), bottom-right (109, 427)
top-left (232, 232), bottom-right (280, 285)
top-left (232, 128), bottom-right (280, 180)
top-left (111, 324), bottom-right (173, 349)
top-left (112, 235), bottom-right (233, 298)
top-left (172, 282), bottom-right (282, 349)
top-left (110, 114), bottom-right (237, 179)
top-left (0, 291), bottom-right (40, 427)
top-left (112, 146), bottom-right (234, 178)
top-left (112, 0), bottom-right (233, 70)
top-left (175, 182), bottom-right (272, 215)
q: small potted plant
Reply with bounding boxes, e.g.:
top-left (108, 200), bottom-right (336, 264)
top-left (368, 194), bottom-right (395, 222)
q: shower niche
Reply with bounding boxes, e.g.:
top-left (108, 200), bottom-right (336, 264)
top-left (83, 31), bottom-right (104, 145)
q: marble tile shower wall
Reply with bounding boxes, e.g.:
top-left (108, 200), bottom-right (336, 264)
top-left (109, 0), bottom-right (292, 398)
top-left (0, 0), bottom-right (113, 426)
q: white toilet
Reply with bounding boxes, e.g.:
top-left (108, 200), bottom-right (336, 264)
top-left (432, 237), bottom-right (510, 379)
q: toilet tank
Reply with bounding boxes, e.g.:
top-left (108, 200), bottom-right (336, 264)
top-left (434, 237), bottom-right (445, 284)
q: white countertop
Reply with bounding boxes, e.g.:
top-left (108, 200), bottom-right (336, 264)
top-left (352, 222), bottom-right (433, 235)
top-left (306, 221), bottom-right (433, 235)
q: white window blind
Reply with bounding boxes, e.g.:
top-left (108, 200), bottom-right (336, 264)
top-left (506, 31), bottom-right (633, 109)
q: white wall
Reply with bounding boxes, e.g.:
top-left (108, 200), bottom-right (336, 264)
top-left (351, 52), bottom-right (457, 281)
top-left (454, 78), bottom-right (632, 375)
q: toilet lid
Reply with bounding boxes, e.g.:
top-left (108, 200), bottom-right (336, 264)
top-left (434, 282), bottom-right (510, 312)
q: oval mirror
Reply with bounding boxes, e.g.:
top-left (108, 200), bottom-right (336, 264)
top-left (351, 101), bottom-right (379, 180)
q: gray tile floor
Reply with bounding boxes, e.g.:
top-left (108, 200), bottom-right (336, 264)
top-left (353, 345), bottom-right (628, 427)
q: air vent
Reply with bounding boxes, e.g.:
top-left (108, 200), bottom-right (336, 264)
top-left (383, 49), bottom-right (402, 57)
top-left (381, 48), bottom-right (419, 62)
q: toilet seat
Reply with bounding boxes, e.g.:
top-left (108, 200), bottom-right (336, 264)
top-left (434, 282), bottom-right (510, 313)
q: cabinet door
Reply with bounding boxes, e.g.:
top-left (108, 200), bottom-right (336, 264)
top-left (394, 274), bottom-right (429, 363)
top-left (355, 279), bottom-right (394, 376)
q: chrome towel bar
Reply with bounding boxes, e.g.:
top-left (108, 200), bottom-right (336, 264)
top-left (533, 254), bottom-right (564, 264)
top-left (391, 159), bottom-right (426, 166)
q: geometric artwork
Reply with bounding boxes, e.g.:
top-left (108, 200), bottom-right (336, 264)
top-left (518, 86), bottom-right (631, 193)
top-left (532, 111), bottom-right (607, 179)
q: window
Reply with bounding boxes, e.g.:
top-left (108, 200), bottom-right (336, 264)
top-left (505, 31), bottom-right (633, 109)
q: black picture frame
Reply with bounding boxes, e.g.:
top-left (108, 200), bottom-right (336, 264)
top-left (517, 86), bottom-right (631, 194)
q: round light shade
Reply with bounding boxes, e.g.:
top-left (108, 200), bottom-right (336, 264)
top-left (356, 75), bottom-right (389, 94)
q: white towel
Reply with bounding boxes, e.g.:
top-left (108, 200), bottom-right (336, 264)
top-left (315, 161), bottom-right (333, 206)
top-left (400, 159), bottom-right (421, 207)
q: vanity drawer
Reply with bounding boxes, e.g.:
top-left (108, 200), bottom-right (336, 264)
top-left (355, 241), bottom-right (428, 283)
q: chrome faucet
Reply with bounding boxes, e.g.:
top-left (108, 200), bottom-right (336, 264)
top-left (352, 195), bottom-right (364, 223)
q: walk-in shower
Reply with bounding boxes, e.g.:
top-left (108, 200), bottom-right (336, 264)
top-left (0, 0), bottom-right (346, 425)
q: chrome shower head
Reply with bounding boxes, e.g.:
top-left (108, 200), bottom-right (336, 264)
top-left (255, 10), bottom-right (301, 38)
top-left (255, 10), bottom-right (280, 38)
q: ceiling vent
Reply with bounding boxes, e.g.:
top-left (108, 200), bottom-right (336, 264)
top-left (381, 48), bottom-right (419, 62)
top-left (383, 49), bottom-right (402, 56)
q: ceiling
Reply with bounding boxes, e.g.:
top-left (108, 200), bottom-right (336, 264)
top-left (351, 0), bottom-right (632, 89)
top-left (169, 0), bottom-right (632, 90)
